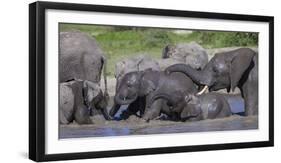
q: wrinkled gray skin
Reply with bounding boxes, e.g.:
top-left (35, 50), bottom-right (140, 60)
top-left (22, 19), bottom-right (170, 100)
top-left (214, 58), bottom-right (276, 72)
top-left (148, 92), bottom-right (231, 121)
top-left (156, 58), bottom-right (185, 71)
top-left (59, 31), bottom-right (108, 98)
top-left (162, 42), bottom-right (209, 70)
top-left (82, 80), bottom-right (111, 120)
top-left (59, 80), bottom-right (110, 125)
top-left (59, 80), bottom-right (92, 124)
top-left (112, 55), bottom-right (160, 119)
top-left (165, 48), bottom-right (258, 116)
top-left (109, 70), bottom-right (197, 121)
top-left (115, 55), bottom-right (160, 89)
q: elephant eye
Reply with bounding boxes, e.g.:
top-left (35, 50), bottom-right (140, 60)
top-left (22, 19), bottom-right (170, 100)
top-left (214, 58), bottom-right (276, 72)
top-left (127, 81), bottom-right (133, 87)
top-left (213, 67), bottom-right (217, 73)
top-left (213, 66), bottom-right (219, 73)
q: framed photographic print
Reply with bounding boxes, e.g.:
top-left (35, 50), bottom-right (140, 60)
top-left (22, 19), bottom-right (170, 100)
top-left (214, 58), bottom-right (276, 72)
top-left (29, 1), bottom-right (274, 162)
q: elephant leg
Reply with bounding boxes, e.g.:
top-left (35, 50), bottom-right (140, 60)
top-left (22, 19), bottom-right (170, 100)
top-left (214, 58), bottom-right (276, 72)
top-left (109, 102), bottom-right (121, 117)
top-left (242, 81), bottom-right (258, 116)
top-left (161, 102), bottom-right (173, 117)
top-left (143, 96), bottom-right (162, 121)
top-left (74, 105), bottom-right (92, 124)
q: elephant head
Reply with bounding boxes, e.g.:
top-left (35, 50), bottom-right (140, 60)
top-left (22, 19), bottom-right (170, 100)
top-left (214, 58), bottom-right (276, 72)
top-left (162, 44), bottom-right (175, 59)
top-left (110, 71), bottom-right (157, 116)
top-left (165, 48), bottom-right (256, 93)
top-left (180, 94), bottom-right (202, 119)
top-left (82, 80), bottom-right (108, 110)
top-left (147, 91), bottom-right (202, 120)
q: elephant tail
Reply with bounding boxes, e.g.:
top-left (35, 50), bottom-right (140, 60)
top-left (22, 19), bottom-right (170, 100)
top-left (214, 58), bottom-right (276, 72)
top-left (101, 56), bottom-right (108, 98)
top-left (148, 93), bottom-right (175, 108)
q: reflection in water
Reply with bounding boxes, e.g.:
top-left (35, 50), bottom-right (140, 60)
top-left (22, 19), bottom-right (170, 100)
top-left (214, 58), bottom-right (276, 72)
top-left (60, 95), bottom-right (257, 139)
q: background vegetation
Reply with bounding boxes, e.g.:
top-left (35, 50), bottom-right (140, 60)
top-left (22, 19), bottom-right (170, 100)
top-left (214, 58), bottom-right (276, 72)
top-left (60, 23), bottom-right (258, 76)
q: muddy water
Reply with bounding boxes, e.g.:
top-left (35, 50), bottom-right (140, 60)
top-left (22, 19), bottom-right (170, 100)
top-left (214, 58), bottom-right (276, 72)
top-left (59, 95), bottom-right (258, 139)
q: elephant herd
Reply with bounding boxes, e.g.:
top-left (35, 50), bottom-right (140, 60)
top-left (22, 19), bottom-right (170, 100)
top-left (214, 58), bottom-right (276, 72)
top-left (59, 31), bottom-right (258, 125)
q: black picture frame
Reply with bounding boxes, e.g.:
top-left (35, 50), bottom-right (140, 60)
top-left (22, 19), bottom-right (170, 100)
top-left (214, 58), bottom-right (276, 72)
top-left (29, 1), bottom-right (274, 162)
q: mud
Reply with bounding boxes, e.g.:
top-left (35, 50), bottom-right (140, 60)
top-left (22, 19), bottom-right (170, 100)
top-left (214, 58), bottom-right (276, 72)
top-left (59, 115), bottom-right (258, 139)
top-left (59, 83), bottom-right (257, 139)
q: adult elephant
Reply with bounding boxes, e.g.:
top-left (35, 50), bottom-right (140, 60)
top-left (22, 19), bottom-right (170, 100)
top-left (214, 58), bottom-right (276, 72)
top-left (109, 70), bottom-right (197, 121)
top-left (165, 48), bottom-right (258, 116)
top-left (60, 31), bottom-right (108, 97)
top-left (162, 42), bottom-right (209, 70)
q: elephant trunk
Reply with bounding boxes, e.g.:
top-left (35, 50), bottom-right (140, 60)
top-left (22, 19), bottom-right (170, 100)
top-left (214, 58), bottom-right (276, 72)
top-left (165, 64), bottom-right (212, 86)
top-left (114, 94), bottom-right (138, 105)
top-left (109, 105), bottom-right (118, 117)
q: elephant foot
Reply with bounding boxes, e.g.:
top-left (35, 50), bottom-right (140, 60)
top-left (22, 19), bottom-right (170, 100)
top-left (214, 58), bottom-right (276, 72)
top-left (142, 112), bottom-right (156, 123)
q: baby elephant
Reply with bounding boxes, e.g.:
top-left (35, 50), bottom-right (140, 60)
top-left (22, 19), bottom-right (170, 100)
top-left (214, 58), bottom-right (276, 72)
top-left (148, 92), bottom-right (232, 121)
top-left (60, 79), bottom-right (109, 125)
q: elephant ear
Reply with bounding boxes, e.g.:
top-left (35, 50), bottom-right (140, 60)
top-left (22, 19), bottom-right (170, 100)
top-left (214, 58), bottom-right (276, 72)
top-left (184, 94), bottom-right (192, 103)
top-left (140, 78), bottom-right (156, 95)
top-left (185, 94), bottom-right (199, 105)
top-left (229, 51), bottom-right (254, 91)
top-left (83, 80), bottom-right (100, 99)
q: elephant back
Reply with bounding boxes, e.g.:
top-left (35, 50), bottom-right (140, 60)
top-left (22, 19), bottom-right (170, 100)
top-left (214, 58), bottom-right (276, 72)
top-left (59, 31), bottom-right (105, 83)
top-left (156, 58), bottom-right (184, 71)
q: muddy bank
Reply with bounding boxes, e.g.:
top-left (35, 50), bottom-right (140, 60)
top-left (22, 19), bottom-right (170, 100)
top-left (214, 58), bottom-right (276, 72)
top-left (59, 91), bottom-right (252, 139)
top-left (59, 115), bottom-right (257, 139)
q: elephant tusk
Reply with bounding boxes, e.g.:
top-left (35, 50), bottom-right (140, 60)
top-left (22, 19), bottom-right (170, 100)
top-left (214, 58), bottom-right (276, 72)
top-left (196, 85), bottom-right (208, 95)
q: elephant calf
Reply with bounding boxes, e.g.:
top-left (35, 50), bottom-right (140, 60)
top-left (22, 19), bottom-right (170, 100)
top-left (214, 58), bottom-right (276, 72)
top-left (148, 91), bottom-right (232, 121)
top-left (110, 70), bottom-right (197, 121)
top-left (59, 79), bottom-right (110, 125)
